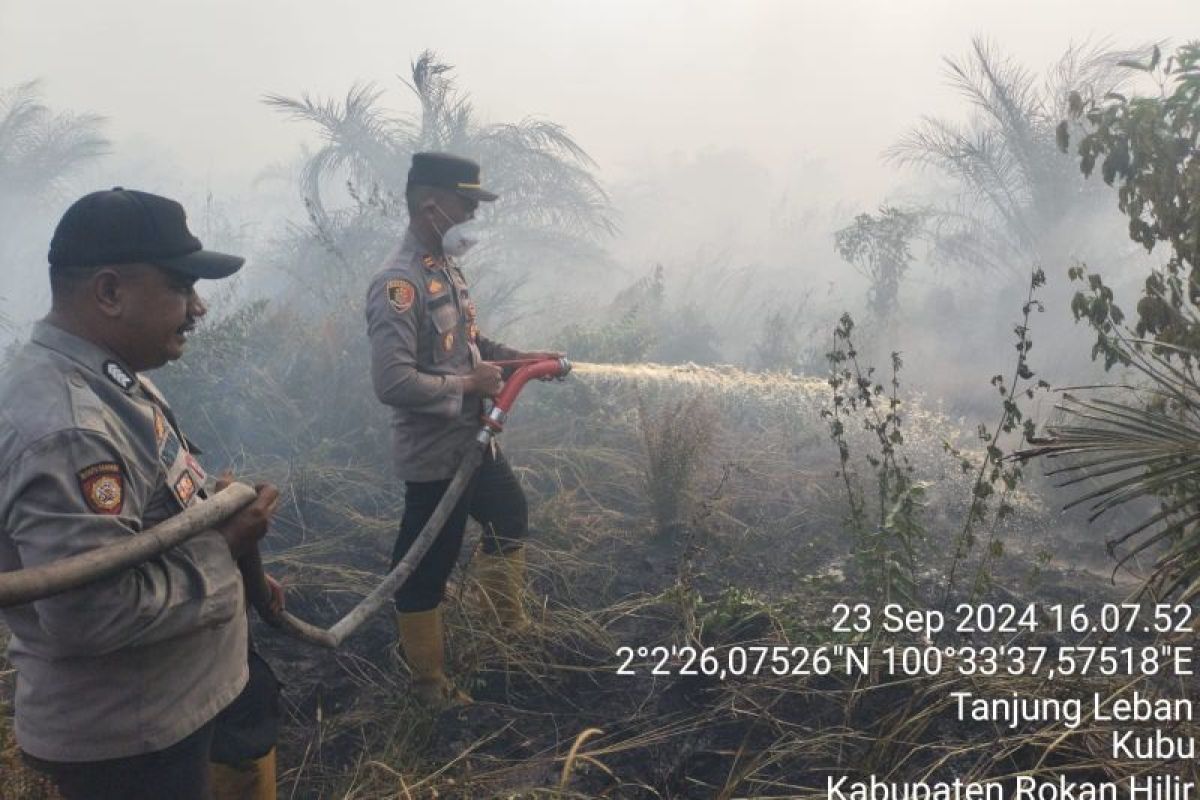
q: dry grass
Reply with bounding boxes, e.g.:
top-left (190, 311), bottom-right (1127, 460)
top-left (0, 639), bottom-right (60, 799)
top-left (0, 361), bottom-right (1150, 799)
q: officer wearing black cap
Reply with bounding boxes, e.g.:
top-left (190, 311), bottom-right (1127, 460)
top-left (365, 153), bottom-right (558, 705)
top-left (0, 188), bottom-right (282, 799)
top-left (48, 187), bottom-right (246, 278)
top-left (406, 151), bottom-right (499, 203)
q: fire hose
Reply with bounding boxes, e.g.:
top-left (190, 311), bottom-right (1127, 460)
top-left (0, 357), bottom-right (573, 651)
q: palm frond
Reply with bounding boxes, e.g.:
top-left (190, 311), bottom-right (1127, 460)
top-left (0, 80), bottom-right (47, 157)
top-left (1044, 38), bottom-right (1156, 115)
top-left (0, 79), bottom-right (109, 205)
top-left (1018, 341), bottom-right (1200, 597)
top-left (264, 84), bottom-right (411, 220)
top-left (264, 52), bottom-right (615, 306)
top-left (946, 39), bottom-right (1042, 175)
top-left (887, 40), bottom-right (1132, 275)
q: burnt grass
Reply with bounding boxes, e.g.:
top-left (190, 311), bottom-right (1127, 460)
top-left (2, 376), bottom-right (1196, 798)
top-left (247, 464), bottom-right (1184, 799)
top-left (0, 505), bottom-right (1190, 799)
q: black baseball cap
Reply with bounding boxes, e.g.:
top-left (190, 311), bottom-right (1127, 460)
top-left (48, 188), bottom-right (245, 279)
top-left (406, 152), bottom-right (498, 202)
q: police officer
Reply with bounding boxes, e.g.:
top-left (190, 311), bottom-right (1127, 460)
top-left (0, 188), bottom-right (280, 799)
top-left (366, 153), bottom-right (558, 705)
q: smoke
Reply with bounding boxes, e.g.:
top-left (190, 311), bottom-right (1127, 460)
top-left (0, 18), bottom-right (1187, 425)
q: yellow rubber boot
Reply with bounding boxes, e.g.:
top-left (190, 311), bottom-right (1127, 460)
top-left (475, 547), bottom-right (532, 632)
top-left (395, 608), bottom-right (472, 706)
top-left (211, 747), bottom-right (277, 800)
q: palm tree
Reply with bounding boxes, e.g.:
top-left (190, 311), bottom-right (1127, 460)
top-left (0, 81), bottom-right (108, 212)
top-left (0, 80), bottom-right (109, 320)
top-left (264, 51), bottom-right (614, 324)
top-left (888, 39), bottom-right (1144, 278)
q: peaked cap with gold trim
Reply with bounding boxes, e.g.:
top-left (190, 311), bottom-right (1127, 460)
top-left (406, 152), bottom-right (498, 202)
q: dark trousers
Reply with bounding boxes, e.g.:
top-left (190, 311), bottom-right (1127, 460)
top-left (24, 721), bottom-right (215, 800)
top-left (392, 446), bottom-right (528, 612)
top-left (211, 648), bottom-right (281, 765)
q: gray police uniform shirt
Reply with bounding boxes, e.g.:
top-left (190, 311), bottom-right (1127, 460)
top-left (0, 321), bottom-right (248, 762)
top-left (366, 231), bottom-right (519, 482)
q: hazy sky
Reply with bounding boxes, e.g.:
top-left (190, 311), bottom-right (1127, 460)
top-left (4, 0), bottom-right (1195, 203)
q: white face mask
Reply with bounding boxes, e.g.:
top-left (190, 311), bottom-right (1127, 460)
top-left (442, 220), bottom-right (480, 258)
top-left (432, 204), bottom-right (481, 258)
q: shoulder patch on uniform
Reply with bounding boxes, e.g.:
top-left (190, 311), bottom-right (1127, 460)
top-left (78, 462), bottom-right (124, 515)
top-left (386, 279), bottom-right (417, 313)
top-left (102, 360), bottom-right (135, 390)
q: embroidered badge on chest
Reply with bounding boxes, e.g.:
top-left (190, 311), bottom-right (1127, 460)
top-left (161, 429), bottom-right (181, 469)
top-left (78, 462), bottom-right (124, 515)
top-left (442, 331), bottom-right (455, 352)
top-left (427, 278), bottom-right (445, 294)
top-left (102, 360), bottom-right (134, 390)
top-left (173, 470), bottom-right (197, 507)
top-left (386, 279), bottom-right (416, 313)
top-left (153, 407), bottom-right (167, 447)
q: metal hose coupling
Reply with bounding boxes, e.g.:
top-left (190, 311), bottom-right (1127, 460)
top-left (478, 403), bottom-right (508, 443)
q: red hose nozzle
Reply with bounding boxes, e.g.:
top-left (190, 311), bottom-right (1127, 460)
top-left (494, 357), bottom-right (571, 412)
top-left (478, 356), bottom-right (572, 437)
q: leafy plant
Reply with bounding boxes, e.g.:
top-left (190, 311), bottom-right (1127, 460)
top-left (1023, 42), bottom-right (1200, 598)
top-left (821, 313), bottom-right (926, 605)
top-left (822, 267), bottom-right (1048, 607)
top-left (942, 267), bottom-right (1048, 602)
top-left (1059, 41), bottom-right (1200, 355)
top-left (834, 206), bottom-right (924, 322)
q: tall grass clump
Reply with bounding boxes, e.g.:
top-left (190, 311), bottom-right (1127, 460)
top-left (637, 394), bottom-right (716, 539)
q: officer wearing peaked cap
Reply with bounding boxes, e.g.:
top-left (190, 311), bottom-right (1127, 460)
top-left (0, 188), bottom-right (283, 799)
top-left (365, 153), bottom-right (559, 705)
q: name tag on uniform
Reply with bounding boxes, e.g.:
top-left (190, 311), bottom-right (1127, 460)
top-left (159, 428), bottom-right (204, 509)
